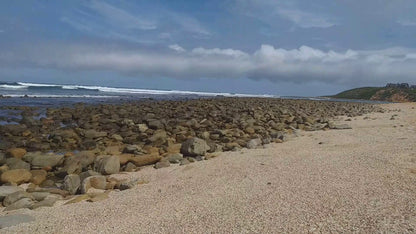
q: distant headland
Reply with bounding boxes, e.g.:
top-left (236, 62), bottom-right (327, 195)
top-left (332, 83), bottom-right (416, 102)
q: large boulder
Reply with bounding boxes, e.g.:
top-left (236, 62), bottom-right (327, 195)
top-left (93, 156), bottom-right (120, 175)
top-left (180, 137), bottom-right (210, 157)
top-left (1, 169), bottom-right (32, 185)
top-left (62, 174), bottom-right (81, 195)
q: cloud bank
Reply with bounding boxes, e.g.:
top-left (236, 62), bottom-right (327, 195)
top-left (2, 44), bottom-right (416, 86)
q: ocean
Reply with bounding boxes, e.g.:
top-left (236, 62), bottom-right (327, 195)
top-left (0, 81), bottom-right (387, 125)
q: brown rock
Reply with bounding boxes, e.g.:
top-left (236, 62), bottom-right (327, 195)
top-left (6, 148), bottom-right (27, 159)
top-left (129, 154), bottom-right (162, 167)
top-left (30, 170), bottom-right (47, 185)
top-left (81, 175), bottom-right (107, 194)
top-left (118, 154), bottom-right (134, 165)
top-left (1, 169), bottom-right (32, 185)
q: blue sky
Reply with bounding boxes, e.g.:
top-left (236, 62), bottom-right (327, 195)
top-left (1, 0), bottom-right (416, 96)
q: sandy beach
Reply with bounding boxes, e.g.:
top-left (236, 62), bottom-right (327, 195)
top-left (0, 102), bottom-right (415, 233)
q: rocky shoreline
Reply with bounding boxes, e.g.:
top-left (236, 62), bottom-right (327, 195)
top-left (0, 97), bottom-right (383, 212)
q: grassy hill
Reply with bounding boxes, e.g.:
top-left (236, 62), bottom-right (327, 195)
top-left (332, 86), bottom-right (416, 102)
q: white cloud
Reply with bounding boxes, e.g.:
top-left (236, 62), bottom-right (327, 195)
top-left (191, 47), bottom-right (248, 58)
top-left (169, 44), bottom-right (186, 53)
top-left (2, 44), bottom-right (416, 86)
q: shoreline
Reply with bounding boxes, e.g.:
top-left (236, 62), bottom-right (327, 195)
top-left (0, 102), bottom-right (414, 232)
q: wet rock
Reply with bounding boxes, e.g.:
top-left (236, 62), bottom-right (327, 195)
top-left (180, 137), bottom-right (210, 157)
top-left (62, 174), bottom-right (81, 195)
top-left (93, 155), bottom-right (120, 175)
top-left (1, 169), bottom-right (32, 185)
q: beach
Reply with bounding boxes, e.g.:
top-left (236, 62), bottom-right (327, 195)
top-left (0, 102), bottom-right (415, 233)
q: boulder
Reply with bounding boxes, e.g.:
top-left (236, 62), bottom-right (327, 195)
top-left (31, 195), bottom-right (59, 209)
top-left (148, 130), bottom-right (167, 145)
top-left (180, 137), bottom-right (210, 157)
top-left (84, 130), bottom-right (107, 139)
top-left (0, 186), bottom-right (24, 201)
top-left (81, 175), bottom-right (107, 194)
top-left (93, 156), bottom-right (120, 175)
top-left (137, 123), bottom-right (148, 133)
top-left (6, 148), bottom-right (27, 159)
top-left (129, 154), bottom-right (161, 167)
top-left (79, 170), bottom-right (101, 183)
top-left (3, 191), bottom-right (34, 207)
top-left (25, 152), bottom-right (65, 168)
top-left (6, 158), bottom-right (31, 170)
top-left (124, 162), bottom-right (137, 172)
top-left (148, 119), bottom-right (164, 129)
top-left (30, 170), bottom-right (47, 185)
top-left (1, 169), bottom-right (32, 185)
top-left (31, 192), bottom-right (50, 201)
top-left (4, 198), bottom-right (35, 211)
top-left (123, 145), bottom-right (141, 154)
top-left (167, 153), bottom-right (183, 164)
top-left (179, 158), bottom-right (191, 166)
top-left (154, 160), bottom-right (170, 169)
top-left (62, 174), bottom-right (81, 195)
top-left (111, 134), bottom-right (123, 142)
top-left (0, 152), bottom-right (5, 165)
top-left (118, 154), bottom-right (134, 165)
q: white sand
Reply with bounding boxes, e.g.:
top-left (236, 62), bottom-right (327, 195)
top-left (1, 103), bottom-right (416, 233)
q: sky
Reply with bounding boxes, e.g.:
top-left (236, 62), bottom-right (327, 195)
top-left (1, 0), bottom-right (416, 96)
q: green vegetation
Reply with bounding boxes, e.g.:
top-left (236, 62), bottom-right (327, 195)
top-left (332, 86), bottom-right (416, 102)
top-left (332, 87), bottom-right (384, 100)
